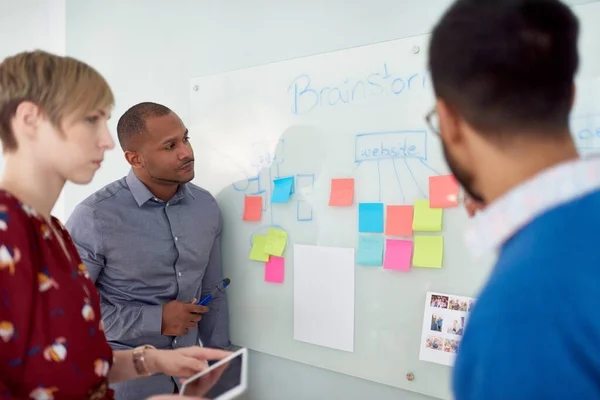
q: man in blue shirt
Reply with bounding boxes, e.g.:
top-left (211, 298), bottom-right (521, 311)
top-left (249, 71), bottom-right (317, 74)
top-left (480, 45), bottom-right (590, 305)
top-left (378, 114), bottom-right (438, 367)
top-left (67, 102), bottom-right (231, 399)
top-left (427, 0), bottom-right (600, 398)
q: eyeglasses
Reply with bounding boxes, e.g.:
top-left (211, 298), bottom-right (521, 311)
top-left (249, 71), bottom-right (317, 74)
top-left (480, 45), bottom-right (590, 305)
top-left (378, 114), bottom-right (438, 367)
top-left (425, 108), bottom-right (440, 137)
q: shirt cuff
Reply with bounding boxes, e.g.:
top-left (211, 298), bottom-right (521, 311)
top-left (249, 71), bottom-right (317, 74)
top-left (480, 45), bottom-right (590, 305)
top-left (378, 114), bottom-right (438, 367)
top-left (142, 305), bottom-right (163, 336)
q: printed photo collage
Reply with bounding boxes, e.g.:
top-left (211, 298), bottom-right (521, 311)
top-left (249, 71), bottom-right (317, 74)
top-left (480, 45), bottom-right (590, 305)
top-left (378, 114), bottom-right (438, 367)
top-left (419, 291), bottom-right (476, 367)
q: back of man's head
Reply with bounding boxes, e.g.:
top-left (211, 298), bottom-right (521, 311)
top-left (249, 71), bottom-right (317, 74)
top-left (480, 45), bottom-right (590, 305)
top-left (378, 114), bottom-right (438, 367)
top-left (429, 0), bottom-right (579, 140)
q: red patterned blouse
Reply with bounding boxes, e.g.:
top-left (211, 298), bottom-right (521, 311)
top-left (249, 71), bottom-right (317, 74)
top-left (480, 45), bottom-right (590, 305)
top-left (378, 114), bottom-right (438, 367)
top-left (0, 190), bottom-right (114, 400)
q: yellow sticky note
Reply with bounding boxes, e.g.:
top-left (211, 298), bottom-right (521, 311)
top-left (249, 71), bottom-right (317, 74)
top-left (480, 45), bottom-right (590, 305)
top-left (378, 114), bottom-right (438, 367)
top-left (264, 228), bottom-right (287, 256)
top-left (413, 236), bottom-right (443, 268)
top-left (412, 200), bottom-right (443, 232)
top-left (249, 235), bottom-right (270, 262)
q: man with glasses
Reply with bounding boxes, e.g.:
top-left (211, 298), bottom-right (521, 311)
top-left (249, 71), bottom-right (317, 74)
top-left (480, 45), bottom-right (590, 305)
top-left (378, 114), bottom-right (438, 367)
top-left (427, 0), bottom-right (600, 399)
top-left (426, 110), bottom-right (485, 217)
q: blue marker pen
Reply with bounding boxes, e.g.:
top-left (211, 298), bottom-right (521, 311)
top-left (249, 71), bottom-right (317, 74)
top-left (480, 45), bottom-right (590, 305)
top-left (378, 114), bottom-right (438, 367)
top-left (197, 278), bottom-right (231, 306)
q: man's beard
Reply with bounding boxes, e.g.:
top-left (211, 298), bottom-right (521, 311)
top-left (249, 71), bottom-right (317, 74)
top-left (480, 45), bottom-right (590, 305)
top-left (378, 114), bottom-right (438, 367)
top-left (442, 142), bottom-right (485, 203)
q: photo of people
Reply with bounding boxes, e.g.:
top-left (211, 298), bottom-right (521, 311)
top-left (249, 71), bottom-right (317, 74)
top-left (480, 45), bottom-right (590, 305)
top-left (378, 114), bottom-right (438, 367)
top-left (430, 294), bottom-right (448, 308)
top-left (444, 339), bottom-right (460, 354)
top-left (420, 292), bottom-right (476, 367)
top-left (449, 297), bottom-right (468, 312)
top-left (430, 313), bottom-right (443, 332)
top-left (446, 316), bottom-right (465, 336)
top-left (425, 336), bottom-right (443, 351)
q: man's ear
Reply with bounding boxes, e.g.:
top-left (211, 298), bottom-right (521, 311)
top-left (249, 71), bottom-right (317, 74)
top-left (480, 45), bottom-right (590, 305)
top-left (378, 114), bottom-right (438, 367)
top-left (12, 101), bottom-right (43, 144)
top-left (437, 98), bottom-right (464, 146)
top-left (124, 150), bottom-right (143, 168)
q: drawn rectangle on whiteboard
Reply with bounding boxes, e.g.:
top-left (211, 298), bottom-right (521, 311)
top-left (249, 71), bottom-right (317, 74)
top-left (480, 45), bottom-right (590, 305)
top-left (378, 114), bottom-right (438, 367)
top-left (295, 174), bottom-right (315, 196)
top-left (354, 130), bottom-right (428, 162)
top-left (297, 200), bottom-right (313, 221)
top-left (293, 244), bottom-right (355, 352)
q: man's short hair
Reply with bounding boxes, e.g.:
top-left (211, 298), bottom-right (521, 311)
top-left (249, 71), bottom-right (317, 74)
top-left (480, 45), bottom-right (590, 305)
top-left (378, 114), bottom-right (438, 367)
top-left (116, 102), bottom-right (172, 151)
top-left (429, 0), bottom-right (579, 140)
top-left (0, 50), bottom-right (114, 151)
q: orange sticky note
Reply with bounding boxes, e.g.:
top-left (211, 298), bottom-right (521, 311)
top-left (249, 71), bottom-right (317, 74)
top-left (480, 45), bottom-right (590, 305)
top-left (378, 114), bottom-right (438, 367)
top-left (429, 175), bottom-right (460, 208)
top-left (265, 256), bottom-right (284, 283)
top-left (385, 205), bottom-right (413, 237)
top-left (243, 196), bottom-right (262, 221)
top-left (329, 178), bottom-right (354, 207)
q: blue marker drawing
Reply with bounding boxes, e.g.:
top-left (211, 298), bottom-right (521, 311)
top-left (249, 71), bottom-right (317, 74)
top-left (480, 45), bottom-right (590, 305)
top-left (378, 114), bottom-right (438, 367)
top-left (268, 168), bottom-right (274, 224)
top-left (288, 64), bottom-right (428, 115)
top-left (570, 114), bottom-right (600, 151)
top-left (297, 200), bottom-right (313, 222)
top-left (403, 158), bottom-right (426, 198)
top-left (392, 160), bottom-right (407, 204)
top-left (354, 130), bottom-right (428, 163)
top-left (419, 159), bottom-right (442, 176)
top-left (295, 174), bottom-right (315, 222)
top-left (407, 73), bottom-right (419, 89)
top-left (295, 174), bottom-right (315, 195)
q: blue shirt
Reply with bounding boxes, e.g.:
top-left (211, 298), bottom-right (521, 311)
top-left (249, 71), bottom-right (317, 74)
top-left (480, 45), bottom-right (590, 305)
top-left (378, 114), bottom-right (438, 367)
top-left (65, 170), bottom-right (231, 354)
top-left (454, 157), bottom-right (600, 399)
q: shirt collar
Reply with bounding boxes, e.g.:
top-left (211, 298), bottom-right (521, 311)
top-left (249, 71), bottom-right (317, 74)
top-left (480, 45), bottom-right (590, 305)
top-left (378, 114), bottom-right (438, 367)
top-left (464, 156), bottom-right (600, 259)
top-left (126, 169), bottom-right (195, 207)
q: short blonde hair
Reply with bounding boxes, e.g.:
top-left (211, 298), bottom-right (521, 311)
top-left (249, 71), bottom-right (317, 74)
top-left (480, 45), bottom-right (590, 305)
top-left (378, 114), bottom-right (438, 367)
top-left (0, 50), bottom-right (114, 151)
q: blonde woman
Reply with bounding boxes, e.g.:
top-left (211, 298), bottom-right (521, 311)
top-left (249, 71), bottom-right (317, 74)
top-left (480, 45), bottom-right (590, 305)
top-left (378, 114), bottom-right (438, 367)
top-left (0, 51), bottom-right (227, 399)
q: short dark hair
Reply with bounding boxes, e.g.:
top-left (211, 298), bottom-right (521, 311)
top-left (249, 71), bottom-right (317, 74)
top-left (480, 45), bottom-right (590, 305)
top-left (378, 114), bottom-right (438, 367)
top-left (429, 0), bottom-right (579, 140)
top-left (116, 102), bottom-right (172, 151)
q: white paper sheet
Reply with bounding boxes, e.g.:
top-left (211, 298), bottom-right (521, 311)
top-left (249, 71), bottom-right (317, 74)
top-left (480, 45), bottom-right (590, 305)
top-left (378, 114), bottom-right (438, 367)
top-left (419, 291), bottom-right (476, 367)
top-left (293, 244), bottom-right (355, 352)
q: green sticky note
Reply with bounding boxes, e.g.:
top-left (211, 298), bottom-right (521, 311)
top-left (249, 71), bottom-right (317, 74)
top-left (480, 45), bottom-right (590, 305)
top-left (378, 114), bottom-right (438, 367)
top-left (412, 200), bottom-right (443, 232)
top-left (264, 228), bottom-right (287, 256)
top-left (413, 236), bottom-right (444, 268)
top-left (249, 235), bottom-right (270, 262)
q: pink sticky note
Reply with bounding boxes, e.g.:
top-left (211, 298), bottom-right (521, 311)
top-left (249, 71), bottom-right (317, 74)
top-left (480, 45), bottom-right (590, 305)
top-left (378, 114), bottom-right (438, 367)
top-left (429, 175), bottom-right (460, 208)
top-left (265, 256), bottom-right (284, 283)
top-left (383, 239), bottom-right (413, 272)
top-left (329, 178), bottom-right (354, 206)
top-left (243, 196), bottom-right (263, 221)
top-left (385, 205), bottom-right (413, 237)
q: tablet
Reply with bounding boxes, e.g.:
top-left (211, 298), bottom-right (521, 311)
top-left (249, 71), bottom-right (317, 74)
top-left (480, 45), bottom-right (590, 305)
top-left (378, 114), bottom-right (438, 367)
top-left (180, 347), bottom-right (248, 399)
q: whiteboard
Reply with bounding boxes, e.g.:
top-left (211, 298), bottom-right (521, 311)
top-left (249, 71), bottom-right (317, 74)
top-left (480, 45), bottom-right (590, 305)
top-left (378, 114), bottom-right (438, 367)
top-left (188, 4), bottom-right (600, 397)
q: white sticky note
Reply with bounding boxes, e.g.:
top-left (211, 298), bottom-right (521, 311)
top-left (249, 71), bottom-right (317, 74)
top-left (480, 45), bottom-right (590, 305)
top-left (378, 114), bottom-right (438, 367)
top-left (293, 244), bottom-right (355, 352)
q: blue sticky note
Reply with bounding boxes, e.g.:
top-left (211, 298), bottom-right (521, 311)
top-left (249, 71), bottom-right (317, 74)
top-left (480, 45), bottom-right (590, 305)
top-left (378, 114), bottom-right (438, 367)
top-left (358, 203), bottom-right (384, 233)
top-left (271, 177), bottom-right (294, 203)
top-left (357, 236), bottom-right (384, 266)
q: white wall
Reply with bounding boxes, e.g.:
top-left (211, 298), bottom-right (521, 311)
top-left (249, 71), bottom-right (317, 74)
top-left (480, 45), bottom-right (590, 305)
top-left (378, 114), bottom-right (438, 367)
top-left (0, 0), bottom-right (67, 221)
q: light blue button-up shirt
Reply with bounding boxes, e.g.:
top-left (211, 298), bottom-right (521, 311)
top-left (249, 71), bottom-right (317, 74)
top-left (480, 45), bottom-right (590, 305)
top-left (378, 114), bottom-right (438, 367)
top-left (66, 169), bottom-right (231, 354)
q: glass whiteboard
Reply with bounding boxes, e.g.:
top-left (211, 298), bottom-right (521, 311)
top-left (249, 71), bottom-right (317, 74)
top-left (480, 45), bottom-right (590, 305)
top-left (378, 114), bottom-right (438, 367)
top-left (188, 4), bottom-right (600, 397)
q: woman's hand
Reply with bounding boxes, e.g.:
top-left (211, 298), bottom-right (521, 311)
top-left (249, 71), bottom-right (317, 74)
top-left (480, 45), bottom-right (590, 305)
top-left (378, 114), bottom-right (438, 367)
top-left (145, 346), bottom-right (231, 378)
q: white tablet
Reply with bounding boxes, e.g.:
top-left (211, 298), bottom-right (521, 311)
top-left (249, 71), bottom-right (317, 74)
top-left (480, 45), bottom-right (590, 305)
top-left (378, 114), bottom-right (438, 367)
top-left (180, 347), bottom-right (248, 399)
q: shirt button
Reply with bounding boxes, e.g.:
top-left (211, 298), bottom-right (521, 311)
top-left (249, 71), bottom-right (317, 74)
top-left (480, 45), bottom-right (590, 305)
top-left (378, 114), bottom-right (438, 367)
top-left (178, 272), bottom-right (182, 277)
top-left (174, 339), bottom-right (177, 345)
top-left (174, 237), bottom-right (178, 241)
top-left (166, 203), bottom-right (170, 207)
